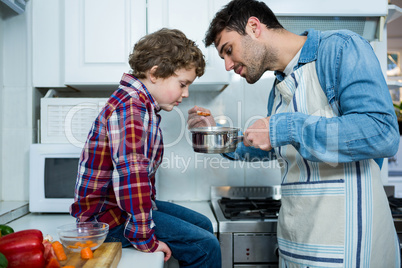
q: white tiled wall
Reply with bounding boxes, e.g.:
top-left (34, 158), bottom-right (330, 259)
top-left (0, 4), bottom-right (33, 202)
top-left (156, 72), bottom-right (282, 201)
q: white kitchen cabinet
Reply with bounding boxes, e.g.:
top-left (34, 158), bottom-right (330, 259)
top-left (33, 0), bottom-right (147, 88)
top-left (64, 0), bottom-right (147, 86)
top-left (147, 0), bottom-right (230, 90)
top-left (33, 0), bottom-right (229, 89)
top-left (32, 0), bottom-right (65, 87)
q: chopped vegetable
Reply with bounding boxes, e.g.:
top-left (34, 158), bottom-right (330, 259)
top-left (51, 241), bottom-right (67, 261)
top-left (62, 266), bottom-right (76, 268)
top-left (43, 239), bottom-right (57, 265)
top-left (80, 247), bottom-right (93, 259)
top-left (45, 257), bottom-right (60, 268)
top-left (0, 224), bottom-right (14, 236)
top-left (44, 234), bottom-right (53, 242)
top-left (68, 241), bottom-right (98, 249)
top-left (196, 111), bottom-right (211, 116)
top-left (87, 242), bottom-right (98, 248)
top-left (0, 252), bottom-right (8, 268)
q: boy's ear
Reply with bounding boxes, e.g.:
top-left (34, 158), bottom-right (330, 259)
top-left (149, 65), bottom-right (159, 83)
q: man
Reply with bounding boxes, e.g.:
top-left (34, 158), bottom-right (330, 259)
top-left (187, 0), bottom-right (401, 267)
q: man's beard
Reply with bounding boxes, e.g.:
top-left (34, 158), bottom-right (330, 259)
top-left (241, 35), bottom-right (277, 84)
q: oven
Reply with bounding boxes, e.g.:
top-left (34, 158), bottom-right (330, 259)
top-left (387, 195), bottom-right (402, 253)
top-left (211, 186), bottom-right (281, 268)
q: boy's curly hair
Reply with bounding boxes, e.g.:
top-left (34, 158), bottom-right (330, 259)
top-left (129, 28), bottom-right (205, 79)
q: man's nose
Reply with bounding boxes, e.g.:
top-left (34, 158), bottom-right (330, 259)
top-left (224, 57), bottom-right (234, 71)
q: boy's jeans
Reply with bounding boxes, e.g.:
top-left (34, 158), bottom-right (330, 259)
top-left (105, 200), bottom-right (222, 268)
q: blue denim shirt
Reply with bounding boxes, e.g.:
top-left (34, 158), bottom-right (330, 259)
top-left (224, 29), bottom-right (399, 167)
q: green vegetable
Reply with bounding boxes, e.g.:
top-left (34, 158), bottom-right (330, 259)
top-left (0, 225), bottom-right (14, 236)
top-left (0, 252), bottom-right (7, 268)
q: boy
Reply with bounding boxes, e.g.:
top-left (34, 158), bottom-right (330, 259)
top-left (70, 28), bottom-right (221, 267)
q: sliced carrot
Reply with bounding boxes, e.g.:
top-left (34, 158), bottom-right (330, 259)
top-left (196, 111), bottom-right (211, 116)
top-left (61, 266), bottom-right (76, 268)
top-left (80, 247), bottom-right (93, 259)
top-left (52, 241), bottom-right (67, 261)
top-left (87, 242), bottom-right (98, 248)
top-left (45, 257), bottom-right (61, 268)
top-left (67, 245), bottom-right (78, 249)
top-left (85, 240), bottom-right (93, 245)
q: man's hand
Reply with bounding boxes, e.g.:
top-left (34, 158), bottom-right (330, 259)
top-left (156, 241), bottom-right (172, 262)
top-left (187, 105), bottom-right (216, 129)
top-left (244, 117), bottom-right (272, 151)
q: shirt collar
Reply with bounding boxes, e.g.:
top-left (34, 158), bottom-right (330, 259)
top-left (274, 28), bottom-right (320, 80)
top-left (120, 73), bottom-right (161, 112)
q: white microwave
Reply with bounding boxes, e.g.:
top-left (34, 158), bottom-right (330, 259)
top-left (29, 143), bottom-right (82, 213)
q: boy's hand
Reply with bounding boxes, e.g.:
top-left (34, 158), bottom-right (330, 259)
top-left (187, 106), bottom-right (216, 129)
top-left (156, 241), bottom-right (172, 262)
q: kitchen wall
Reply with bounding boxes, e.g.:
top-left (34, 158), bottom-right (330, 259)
top-left (0, 1), bottom-right (33, 201)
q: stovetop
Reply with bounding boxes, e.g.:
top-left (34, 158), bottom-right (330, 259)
top-left (388, 196), bottom-right (402, 217)
top-left (387, 195), bottom-right (402, 236)
top-left (211, 186), bottom-right (402, 234)
top-left (211, 186), bottom-right (281, 233)
top-left (218, 197), bottom-right (281, 220)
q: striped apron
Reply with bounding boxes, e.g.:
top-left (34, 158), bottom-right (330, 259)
top-left (273, 62), bottom-right (401, 267)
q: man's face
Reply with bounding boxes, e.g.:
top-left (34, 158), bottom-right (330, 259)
top-left (215, 29), bottom-right (276, 84)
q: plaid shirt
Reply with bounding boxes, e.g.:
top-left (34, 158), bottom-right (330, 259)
top-left (70, 73), bottom-right (164, 252)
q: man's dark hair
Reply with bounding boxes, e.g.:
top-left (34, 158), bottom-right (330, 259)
top-left (204, 0), bottom-right (283, 47)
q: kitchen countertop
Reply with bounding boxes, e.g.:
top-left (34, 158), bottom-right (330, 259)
top-left (0, 201), bottom-right (29, 223)
top-left (5, 200), bottom-right (216, 268)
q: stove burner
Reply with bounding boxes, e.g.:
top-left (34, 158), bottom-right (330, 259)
top-left (218, 197), bottom-right (281, 220)
top-left (388, 196), bottom-right (402, 218)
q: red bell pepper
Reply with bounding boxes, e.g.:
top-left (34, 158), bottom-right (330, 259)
top-left (0, 229), bottom-right (43, 243)
top-left (5, 248), bottom-right (45, 268)
top-left (43, 239), bottom-right (58, 264)
top-left (0, 229), bottom-right (46, 268)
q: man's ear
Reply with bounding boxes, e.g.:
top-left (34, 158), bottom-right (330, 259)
top-left (149, 65), bottom-right (159, 83)
top-left (246, 16), bottom-right (261, 38)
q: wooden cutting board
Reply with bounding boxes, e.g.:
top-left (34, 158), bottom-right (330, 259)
top-left (59, 242), bottom-right (122, 268)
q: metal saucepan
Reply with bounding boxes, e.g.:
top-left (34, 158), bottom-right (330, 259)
top-left (190, 126), bottom-right (243, 154)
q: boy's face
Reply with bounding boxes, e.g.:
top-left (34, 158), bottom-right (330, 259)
top-left (152, 67), bottom-right (197, 111)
